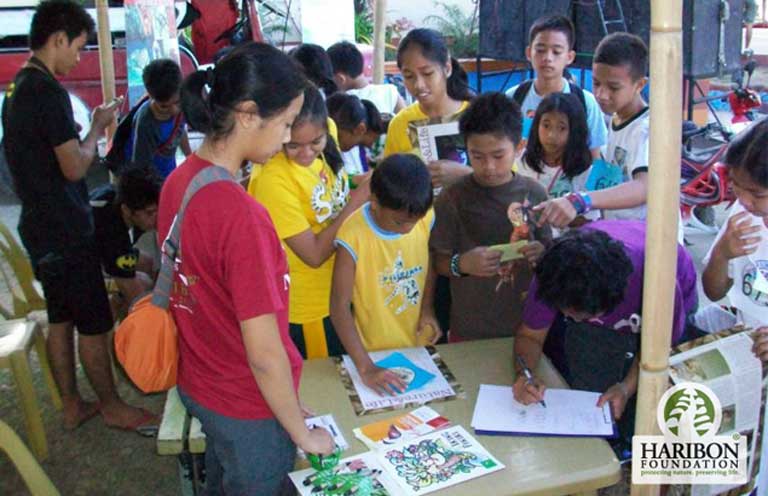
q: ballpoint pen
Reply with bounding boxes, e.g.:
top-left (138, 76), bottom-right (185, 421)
top-left (516, 354), bottom-right (547, 408)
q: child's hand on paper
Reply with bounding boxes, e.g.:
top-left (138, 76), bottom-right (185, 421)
top-left (416, 311), bottom-right (443, 345)
top-left (460, 247), bottom-right (502, 277)
top-left (359, 364), bottom-right (408, 396)
top-left (512, 374), bottom-right (546, 405)
top-left (752, 327), bottom-right (768, 363)
top-left (597, 382), bottom-right (631, 420)
top-left (297, 426), bottom-right (335, 456)
top-left (519, 241), bottom-right (545, 268)
top-left (427, 160), bottom-right (470, 188)
top-left (714, 211), bottom-right (762, 261)
top-left (532, 197), bottom-right (577, 228)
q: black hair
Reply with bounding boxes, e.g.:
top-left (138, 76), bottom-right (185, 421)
top-left (181, 42), bottom-right (306, 140)
top-left (594, 32), bottom-right (648, 81)
top-left (459, 92), bottom-right (522, 145)
top-left (143, 59), bottom-right (182, 102)
top-left (326, 93), bottom-right (385, 134)
top-left (115, 166), bottom-right (162, 211)
top-left (371, 154), bottom-right (433, 217)
top-left (327, 41), bottom-right (364, 79)
top-left (29, 0), bottom-right (95, 50)
top-left (290, 44), bottom-right (339, 97)
top-left (524, 92), bottom-right (592, 179)
top-left (396, 28), bottom-right (474, 102)
top-left (535, 229), bottom-right (633, 316)
top-left (725, 117), bottom-right (768, 188)
top-left (292, 85), bottom-right (344, 174)
top-left (529, 15), bottom-right (575, 49)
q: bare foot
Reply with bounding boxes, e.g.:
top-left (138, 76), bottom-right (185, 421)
top-left (100, 402), bottom-right (160, 435)
top-left (62, 400), bottom-right (100, 430)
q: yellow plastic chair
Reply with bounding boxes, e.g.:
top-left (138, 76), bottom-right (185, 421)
top-left (0, 419), bottom-right (59, 495)
top-left (0, 319), bottom-right (62, 461)
top-left (0, 221), bottom-right (45, 318)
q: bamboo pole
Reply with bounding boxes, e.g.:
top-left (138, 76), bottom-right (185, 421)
top-left (95, 0), bottom-right (116, 140)
top-left (631, 1), bottom-right (683, 495)
top-left (372, 0), bottom-right (387, 84)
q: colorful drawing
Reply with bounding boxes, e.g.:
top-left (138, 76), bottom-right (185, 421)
top-left (299, 458), bottom-right (389, 496)
top-left (384, 438), bottom-right (485, 491)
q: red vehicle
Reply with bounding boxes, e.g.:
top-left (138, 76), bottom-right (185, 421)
top-left (0, 1), bottom-right (200, 138)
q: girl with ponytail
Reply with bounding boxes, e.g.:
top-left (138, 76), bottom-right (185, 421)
top-left (158, 42), bottom-right (333, 494)
top-left (250, 85), bottom-right (370, 360)
top-left (383, 27), bottom-right (475, 189)
top-left (326, 92), bottom-right (385, 174)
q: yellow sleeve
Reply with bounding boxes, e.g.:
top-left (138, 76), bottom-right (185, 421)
top-left (252, 168), bottom-right (311, 240)
top-left (383, 112), bottom-right (411, 158)
top-left (327, 117), bottom-right (338, 143)
top-left (334, 214), bottom-right (360, 263)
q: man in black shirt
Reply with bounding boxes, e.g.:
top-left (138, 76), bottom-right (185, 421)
top-left (91, 166), bottom-right (160, 309)
top-left (1, 0), bottom-right (157, 433)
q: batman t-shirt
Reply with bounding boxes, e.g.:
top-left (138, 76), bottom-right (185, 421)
top-left (90, 184), bottom-right (140, 278)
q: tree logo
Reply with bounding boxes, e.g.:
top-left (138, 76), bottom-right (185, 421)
top-left (657, 383), bottom-right (722, 439)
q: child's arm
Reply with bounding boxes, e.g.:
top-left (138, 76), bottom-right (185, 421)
top-left (434, 248), bottom-right (502, 277)
top-left (330, 247), bottom-right (407, 395)
top-left (534, 172), bottom-right (648, 228)
top-left (284, 175), bottom-right (371, 268)
top-left (242, 313), bottom-right (334, 455)
top-left (416, 254), bottom-right (442, 345)
top-left (427, 160), bottom-right (472, 189)
top-left (180, 128), bottom-right (192, 156)
top-left (703, 211), bottom-right (762, 301)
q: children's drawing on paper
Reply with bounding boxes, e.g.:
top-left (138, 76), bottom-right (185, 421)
top-left (298, 457), bottom-right (391, 496)
top-left (383, 437), bottom-right (494, 492)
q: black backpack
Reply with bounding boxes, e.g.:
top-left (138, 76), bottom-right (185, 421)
top-left (510, 79), bottom-right (588, 114)
top-left (103, 95), bottom-right (150, 175)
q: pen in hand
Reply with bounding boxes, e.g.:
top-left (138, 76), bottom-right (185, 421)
top-left (516, 355), bottom-right (547, 408)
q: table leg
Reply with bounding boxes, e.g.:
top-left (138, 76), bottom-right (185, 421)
top-left (10, 351), bottom-right (47, 461)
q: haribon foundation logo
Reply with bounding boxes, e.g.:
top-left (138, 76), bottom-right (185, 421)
top-left (632, 382), bottom-right (748, 484)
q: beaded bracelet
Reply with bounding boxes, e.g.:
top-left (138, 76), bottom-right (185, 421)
top-left (566, 192), bottom-right (587, 215)
top-left (450, 253), bottom-right (466, 278)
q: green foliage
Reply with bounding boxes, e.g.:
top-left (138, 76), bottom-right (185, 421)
top-left (355, 11), bottom-right (374, 44)
top-left (423, 1), bottom-right (479, 59)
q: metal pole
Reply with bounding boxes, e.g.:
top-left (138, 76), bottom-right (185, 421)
top-left (372, 0), bottom-right (387, 84)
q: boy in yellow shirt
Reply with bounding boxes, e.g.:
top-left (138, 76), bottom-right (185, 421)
top-left (331, 154), bottom-right (441, 395)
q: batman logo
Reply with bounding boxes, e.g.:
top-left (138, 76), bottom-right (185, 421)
top-left (115, 253), bottom-right (138, 270)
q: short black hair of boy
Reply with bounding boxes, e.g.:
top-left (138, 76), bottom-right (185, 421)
top-left (529, 15), bottom-right (575, 49)
top-left (371, 154), bottom-right (433, 217)
top-left (459, 92), bottom-right (522, 145)
top-left (534, 229), bottom-right (633, 316)
top-left (594, 32), bottom-right (648, 81)
top-left (29, 0), bottom-right (95, 51)
top-left (327, 41), bottom-right (364, 79)
top-left (143, 59), bottom-right (183, 103)
top-left (116, 166), bottom-right (163, 212)
top-left (725, 117), bottom-right (768, 188)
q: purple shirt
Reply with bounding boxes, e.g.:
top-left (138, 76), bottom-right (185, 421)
top-left (522, 220), bottom-right (698, 344)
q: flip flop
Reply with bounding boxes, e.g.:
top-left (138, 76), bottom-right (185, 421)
top-left (104, 408), bottom-right (161, 437)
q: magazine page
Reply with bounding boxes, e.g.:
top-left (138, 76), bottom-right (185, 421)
top-left (376, 425), bottom-right (505, 495)
top-left (416, 121), bottom-right (464, 164)
top-left (337, 346), bottom-right (464, 416)
top-left (667, 328), bottom-right (767, 496)
top-left (353, 406), bottom-right (451, 451)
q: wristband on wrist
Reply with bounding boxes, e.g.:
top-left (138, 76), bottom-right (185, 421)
top-left (565, 192), bottom-right (586, 215)
top-left (450, 253), bottom-right (466, 278)
top-left (579, 192), bottom-right (593, 213)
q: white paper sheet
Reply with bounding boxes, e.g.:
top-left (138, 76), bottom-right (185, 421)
top-left (342, 348), bottom-right (456, 411)
top-left (471, 384), bottom-right (615, 437)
